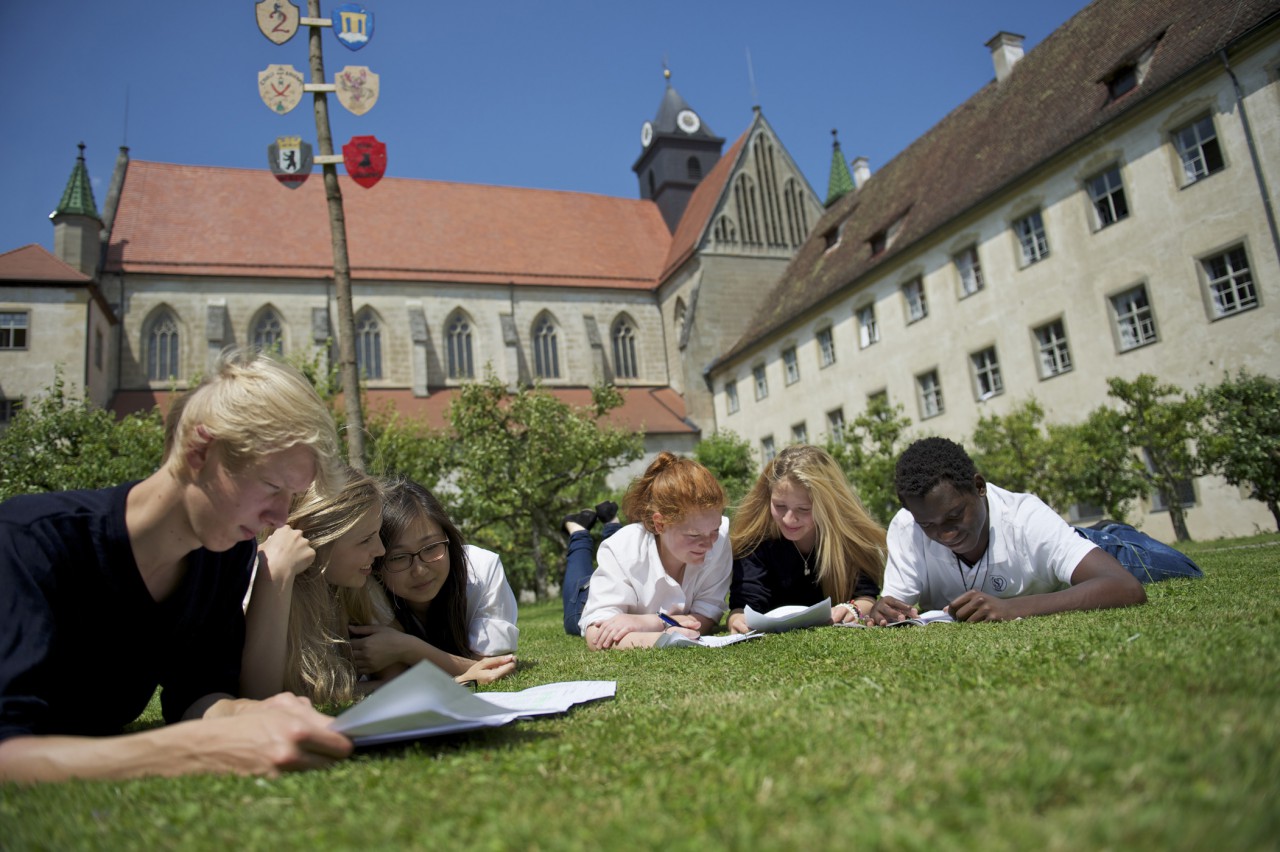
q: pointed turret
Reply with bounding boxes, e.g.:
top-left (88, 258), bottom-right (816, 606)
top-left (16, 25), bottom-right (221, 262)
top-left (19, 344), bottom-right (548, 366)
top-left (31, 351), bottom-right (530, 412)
top-left (825, 130), bottom-right (855, 206)
top-left (50, 143), bottom-right (103, 278)
top-left (632, 68), bottom-right (725, 232)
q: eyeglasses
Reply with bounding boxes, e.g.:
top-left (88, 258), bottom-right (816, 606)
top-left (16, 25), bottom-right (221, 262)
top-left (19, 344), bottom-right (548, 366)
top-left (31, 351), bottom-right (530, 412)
top-left (382, 539), bottom-right (450, 573)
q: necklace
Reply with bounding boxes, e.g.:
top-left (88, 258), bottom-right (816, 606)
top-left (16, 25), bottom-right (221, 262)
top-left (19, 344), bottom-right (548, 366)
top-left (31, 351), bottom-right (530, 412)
top-left (954, 547), bottom-right (989, 592)
top-left (793, 540), bottom-right (813, 576)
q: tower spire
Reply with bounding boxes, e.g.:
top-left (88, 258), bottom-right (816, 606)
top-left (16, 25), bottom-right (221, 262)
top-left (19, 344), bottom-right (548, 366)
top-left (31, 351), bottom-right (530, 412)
top-left (53, 142), bottom-right (101, 220)
top-left (825, 129), bottom-right (855, 206)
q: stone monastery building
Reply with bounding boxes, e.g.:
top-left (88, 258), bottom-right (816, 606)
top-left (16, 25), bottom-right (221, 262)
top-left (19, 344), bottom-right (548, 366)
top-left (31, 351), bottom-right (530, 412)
top-left (2, 0), bottom-right (1278, 539)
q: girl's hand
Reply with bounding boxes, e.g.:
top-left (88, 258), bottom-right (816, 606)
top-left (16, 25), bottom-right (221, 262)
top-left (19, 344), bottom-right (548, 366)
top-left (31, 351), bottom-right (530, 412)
top-left (257, 525), bottom-right (315, 585)
top-left (726, 611), bottom-right (750, 634)
top-left (593, 613), bottom-right (653, 649)
top-left (347, 624), bottom-right (411, 674)
top-left (670, 613), bottom-right (701, 630)
top-left (458, 655), bottom-right (517, 685)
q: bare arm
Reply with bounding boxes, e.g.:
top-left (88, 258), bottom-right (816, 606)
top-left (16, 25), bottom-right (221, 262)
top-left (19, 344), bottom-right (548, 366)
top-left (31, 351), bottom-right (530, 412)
top-left (240, 526), bottom-right (316, 699)
top-left (948, 549), bottom-right (1146, 622)
top-left (0, 693), bottom-right (351, 783)
top-left (348, 623), bottom-right (504, 680)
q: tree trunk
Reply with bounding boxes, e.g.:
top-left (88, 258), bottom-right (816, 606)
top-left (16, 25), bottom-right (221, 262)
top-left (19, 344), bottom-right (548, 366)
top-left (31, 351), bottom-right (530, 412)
top-left (1268, 499), bottom-right (1280, 533)
top-left (531, 519), bottom-right (548, 601)
top-left (308, 0), bottom-right (366, 470)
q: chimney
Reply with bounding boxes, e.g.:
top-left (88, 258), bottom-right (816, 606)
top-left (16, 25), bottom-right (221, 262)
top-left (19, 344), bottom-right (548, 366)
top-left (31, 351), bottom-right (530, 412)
top-left (851, 156), bottom-right (871, 190)
top-left (986, 31), bottom-right (1025, 83)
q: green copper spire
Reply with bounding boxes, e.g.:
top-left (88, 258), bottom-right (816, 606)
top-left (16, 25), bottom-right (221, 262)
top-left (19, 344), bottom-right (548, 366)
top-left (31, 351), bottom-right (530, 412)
top-left (825, 129), bottom-right (855, 206)
top-left (53, 142), bottom-right (100, 219)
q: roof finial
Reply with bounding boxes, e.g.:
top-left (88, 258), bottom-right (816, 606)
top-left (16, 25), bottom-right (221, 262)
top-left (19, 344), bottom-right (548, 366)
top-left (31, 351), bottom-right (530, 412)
top-left (831, 128), bottom-right (839, 148)
top-left (662, 54), bottom-right (671, 84)
top-left (77, 141), bottom-right (86, 161)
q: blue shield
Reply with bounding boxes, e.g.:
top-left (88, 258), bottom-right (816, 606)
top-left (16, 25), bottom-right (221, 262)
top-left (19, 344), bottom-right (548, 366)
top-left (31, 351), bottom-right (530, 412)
top-left (333, 3), bottom-right (373, 51)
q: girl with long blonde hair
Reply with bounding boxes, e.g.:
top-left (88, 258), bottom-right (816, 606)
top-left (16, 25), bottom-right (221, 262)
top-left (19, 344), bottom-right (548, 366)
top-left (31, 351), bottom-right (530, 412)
top-left (241, 467), bottom-right (392, 705)
top-left (728, 445), bottom-right (886, 633)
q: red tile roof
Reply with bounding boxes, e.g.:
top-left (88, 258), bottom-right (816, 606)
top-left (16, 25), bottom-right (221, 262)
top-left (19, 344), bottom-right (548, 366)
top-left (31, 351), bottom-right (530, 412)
top-left (0, 244), bottom-right (92, 283)
top-left (717, 0), bottom-right (1280, 366)
top-left (111, 384), bottom-right (696, 435)
top-left (105, 162), bottom-right (673, 289)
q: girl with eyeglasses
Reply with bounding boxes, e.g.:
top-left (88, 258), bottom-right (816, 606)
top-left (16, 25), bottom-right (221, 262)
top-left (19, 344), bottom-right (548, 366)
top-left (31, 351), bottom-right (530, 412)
top-left (241, 466), bottom-right (394, 705)
top-left (575, 451), bottom-right (732, 650)
top-left (348, 477), bottom-right (518, 686)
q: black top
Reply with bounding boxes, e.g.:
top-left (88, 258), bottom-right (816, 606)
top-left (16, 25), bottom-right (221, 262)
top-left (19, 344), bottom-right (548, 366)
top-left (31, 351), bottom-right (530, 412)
top-left (730, 536), bottom-right (881, 612)
top-left (0, 483), bottom-right (254, 741)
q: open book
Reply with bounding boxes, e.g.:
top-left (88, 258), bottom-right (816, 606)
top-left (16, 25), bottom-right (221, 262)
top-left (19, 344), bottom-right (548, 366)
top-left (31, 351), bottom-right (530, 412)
top-left (744, 599), bottom-right (834, 633)
top-left (654, 630), bottom-right (764, 649)
top-left (886, 609), bottom-right (955, 627)
top-left (332, 661), bottom-right (616, 747)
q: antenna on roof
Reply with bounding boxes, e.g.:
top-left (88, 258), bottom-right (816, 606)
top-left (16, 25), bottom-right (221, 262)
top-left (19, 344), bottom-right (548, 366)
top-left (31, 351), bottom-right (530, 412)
top-left (121, 84), bottom-right (130, 148)
top-left (746, 46), bottom-right (760, 109)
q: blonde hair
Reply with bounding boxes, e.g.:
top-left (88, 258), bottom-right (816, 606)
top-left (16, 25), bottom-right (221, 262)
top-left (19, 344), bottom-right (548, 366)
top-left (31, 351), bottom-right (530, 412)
top-left (731, 445), bottom-right (886, 600)
top-left (162, 348), bottom-right (342, 496)
top-left (621, 451), bottom-right (726, 533)
top-left (284, 467), bottom-right (384, 705)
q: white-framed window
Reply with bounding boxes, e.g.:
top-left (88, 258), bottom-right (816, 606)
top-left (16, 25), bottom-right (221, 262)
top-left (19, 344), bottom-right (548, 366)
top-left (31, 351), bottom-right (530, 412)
top-left (782, 346), bottom-right (800, 385)
top-left (533, 315), bottom-right (560, 379)
top-left (725, 380), bottom-right (740, 414)
top-left (1014, 210), bottom-right (1050, 266)
top-left (1111, 285), bottom-right (1157, 351)
top-left (791, 422), bottom-right (808, 445)
top-left (902, 277), bottom-right (928, 323)
top-left (917, 370), bottom-right (944, 419)
top-left (1034, 319), bottom-right (1072, 378)
top-left (826, 407), bottom-right (845, 435)
top-left (447, 312), bottom-right (474, 379)
top-left (753, 365), bottom-right (768, 400)
top-left (1086, 165), bottom-right (1129, 229)
top-left (1202, 245), bottom-right (1257, 319)
top-left (970, 347), bottom-right (1003, 400)
top-left (611, 315), bottom-right (638, 380)
top-left (1173, 114), bottom-right (1224, 185)
top-left (0, 311), bottom-right (29, 350)
top-left (147, 310), bottom-right (180, 381)
top-left (1145, 450), bottom-right (1197, 511)
top-left (1069, 502), bottom-right (1105, 523)
top-left (355, 308), bottom-right (383, 380)
top-left (955, 246), bottom-right (984, 297)
top-left (761, 435), bottom-right (776, 462)
top-left (816, 327), bottom-right (836, 367)
top-left (857, 305), bottom-right (879, 348)
top-left (252, 308), bottom-right (285, 354)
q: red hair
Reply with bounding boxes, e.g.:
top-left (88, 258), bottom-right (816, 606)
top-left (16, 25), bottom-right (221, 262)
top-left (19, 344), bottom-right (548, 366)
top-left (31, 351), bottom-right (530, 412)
top-left (621, 451), bottom-right (726, 532)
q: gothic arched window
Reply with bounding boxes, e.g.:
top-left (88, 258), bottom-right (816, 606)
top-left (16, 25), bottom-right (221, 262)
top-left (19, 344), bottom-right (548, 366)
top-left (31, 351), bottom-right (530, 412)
top-left (252, 308), bottom-right (284, 354)
top-left (355, 308), bottom-right (383, 380)
top-left (533, 315), bottom-right (559, 379)
top-left (147, 309), bottom-right (180, 381)
top-left (446, 312), bottom-right (474, 380)
top-left (611, 315), bottom-right (638, 380)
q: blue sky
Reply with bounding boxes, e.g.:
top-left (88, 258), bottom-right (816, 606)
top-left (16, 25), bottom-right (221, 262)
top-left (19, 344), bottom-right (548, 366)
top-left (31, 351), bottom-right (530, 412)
top-left (1, 0), bottom-right (1087, 254)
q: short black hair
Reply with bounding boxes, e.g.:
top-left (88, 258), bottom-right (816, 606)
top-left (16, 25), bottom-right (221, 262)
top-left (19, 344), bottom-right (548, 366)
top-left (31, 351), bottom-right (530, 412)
top-left (895, 437), bottom-right (978, 499)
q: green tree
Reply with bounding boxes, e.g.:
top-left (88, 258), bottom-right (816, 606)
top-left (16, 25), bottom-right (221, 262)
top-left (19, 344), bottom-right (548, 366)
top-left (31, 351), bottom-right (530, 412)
top-left (824, 395), bottom-right (912, 526)
top-left (970, 399), bottom-right (1049, 494)
top-left (365, 403), bottom-right (451, 495)
top-left (1106, 375), bottom-right (1205, 541)
top-left (693, 429), bottom-right (757, 510)
top-left (438, 375), bottom-right (643, 599)
top-left (0, 374), bottom-right (165, 501)
top-left (1199, 369), bottom-right (1280, 531)
top-left (1044, 406), bottom-right (1148, 521)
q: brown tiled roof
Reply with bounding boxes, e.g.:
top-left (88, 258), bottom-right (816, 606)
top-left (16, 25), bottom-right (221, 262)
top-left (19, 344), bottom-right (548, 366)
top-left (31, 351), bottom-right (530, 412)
top-left (716, 0), bottom-right (1280, 366)
top-left (105, 162), bottom-right (673, 289)
top-left (0, 244), bottom-right (92, 283)
top-left (660, 129), bottom-right (749, 279)
top-left (111, 384), bottom-right (696, 435)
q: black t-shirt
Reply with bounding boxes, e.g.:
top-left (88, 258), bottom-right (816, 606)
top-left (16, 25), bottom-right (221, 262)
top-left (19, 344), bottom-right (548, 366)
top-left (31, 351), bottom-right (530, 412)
top-left (730, 536), bottom-right (881, 612)
top-left (0, 483), bottom-right (254, 741)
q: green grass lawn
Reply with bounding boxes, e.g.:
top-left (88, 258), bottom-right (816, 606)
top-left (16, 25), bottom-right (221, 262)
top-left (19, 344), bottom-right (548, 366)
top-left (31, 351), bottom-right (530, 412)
top-left (2, 536), bottom-right (1278, 851)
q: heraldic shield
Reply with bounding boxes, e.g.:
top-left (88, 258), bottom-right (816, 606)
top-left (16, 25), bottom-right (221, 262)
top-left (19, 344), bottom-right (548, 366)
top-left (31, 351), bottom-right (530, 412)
top-left (269, 136), bottom-right (313, 189)
top-left (333, 3), bottom-right (374, 50)
top-left (255, 0), bottom-right (300, 45)
top-left (335, 66), bottom-right (380, 116)
top-left (343, 135), bottom-right (386, 188)
top-left (259, 64), bottom-right (304, 115)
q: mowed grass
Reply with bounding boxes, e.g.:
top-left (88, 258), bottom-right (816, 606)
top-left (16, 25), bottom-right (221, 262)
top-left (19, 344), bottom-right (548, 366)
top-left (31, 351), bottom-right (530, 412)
top-left (2, 536), bottom-right (1277, 851)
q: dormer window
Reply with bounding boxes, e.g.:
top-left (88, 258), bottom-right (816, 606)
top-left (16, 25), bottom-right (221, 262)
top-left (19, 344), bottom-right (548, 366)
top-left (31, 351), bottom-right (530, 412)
top-left (1107, 65), bottom-right (1137, 100)
top-left (869, 230), bottom-right (887, 256)
top-left (823, 227), bottom-right (839, 251)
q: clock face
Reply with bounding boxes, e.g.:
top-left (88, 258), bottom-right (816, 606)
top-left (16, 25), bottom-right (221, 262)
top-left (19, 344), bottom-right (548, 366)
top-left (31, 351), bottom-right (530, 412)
top-left (676, 109), bottom-right (701, 134)
top-left (641, 121), bottom-right (654, 148)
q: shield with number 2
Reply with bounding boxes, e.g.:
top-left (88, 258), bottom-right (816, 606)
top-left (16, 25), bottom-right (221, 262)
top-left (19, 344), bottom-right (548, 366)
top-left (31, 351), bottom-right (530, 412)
top-left (343, 135), bottom-right (386, 188)
top-left (255, 0), bottom-right (300, 45)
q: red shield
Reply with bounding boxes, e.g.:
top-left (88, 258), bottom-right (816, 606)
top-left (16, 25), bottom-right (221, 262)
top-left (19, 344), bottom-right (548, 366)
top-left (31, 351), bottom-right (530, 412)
top-left (342, 135), bottom-right (387, 188)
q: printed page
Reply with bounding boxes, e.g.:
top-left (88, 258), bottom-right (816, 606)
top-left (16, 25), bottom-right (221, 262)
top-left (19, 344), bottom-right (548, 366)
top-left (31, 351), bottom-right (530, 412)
top-left (744, 598), bottom-right (833, 632)
top-left (654, 631), bottom-right (765, 649)
top-left (479, 681), bottom-right (617, 716)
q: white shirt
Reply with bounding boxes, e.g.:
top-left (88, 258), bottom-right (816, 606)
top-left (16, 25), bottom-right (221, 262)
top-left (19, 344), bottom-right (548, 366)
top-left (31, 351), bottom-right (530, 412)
top-left (882, 484), bottom-right (1096, 611)
top-left (578, 517), bottom-right (732, 633)
top-left (462, 545), bottom-right (519, 655)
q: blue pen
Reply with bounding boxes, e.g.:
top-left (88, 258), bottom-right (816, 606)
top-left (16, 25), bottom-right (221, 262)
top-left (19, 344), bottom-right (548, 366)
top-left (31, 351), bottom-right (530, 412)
top-left (658, 612), bottom-right (681, 629)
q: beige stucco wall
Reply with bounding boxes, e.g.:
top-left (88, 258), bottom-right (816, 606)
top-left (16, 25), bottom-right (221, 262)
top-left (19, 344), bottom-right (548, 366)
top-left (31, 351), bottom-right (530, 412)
top-left (708, 39), bottom-right (1280, 539)
top-left (0, 287), bottom-right (92, 405)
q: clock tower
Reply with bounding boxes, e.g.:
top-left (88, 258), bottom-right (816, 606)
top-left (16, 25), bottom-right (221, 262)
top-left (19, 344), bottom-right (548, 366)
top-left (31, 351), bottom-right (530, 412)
top-left (632, 69), bottom-right (724, 233)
